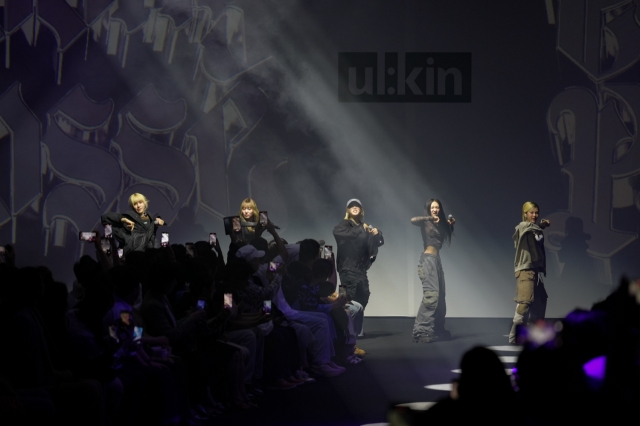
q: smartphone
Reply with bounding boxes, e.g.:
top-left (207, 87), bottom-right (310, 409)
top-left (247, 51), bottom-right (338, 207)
top-left (117, 248), bottom-right (124, 258)
top-left (79, 231), bottom-right (97, 242)
top-left (323, 245), bottom-right (333, 259)
top-left (196, 299), bottom-right (206, 310)
top-left (0, 246), bottom-right (5, 263)
top-left (269, 261), bottom-right (280, 272)
top-left (101, 239), bottom-right (111, 254)
top-left (223, 217), bottom-right (233, 235)
top-left (185, 242), bottom-right (195, 257)
top-left (108, 325), bottom-right (119, 343)
top-left (232, 216), bottom-right (241, 232)
top-left (161, 232), bottom-right (169, 247)
top-left (338, 284), bottom-right (348, 299)
top-left (263, 300), bottom-right (272, 314)
top-left (259, 211), bottom-right (268, 226)
top-left (104, 224), bottom-right (113, 239)
top-left (209, 233), bottom-right (217, 246)
top-left (223, 293), bottom-right (233, 309)
top-left (133, 326), bottom-right (143, 341)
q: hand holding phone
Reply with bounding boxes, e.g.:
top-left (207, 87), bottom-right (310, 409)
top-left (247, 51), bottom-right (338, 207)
top-left (323, 245), bottom-right (333, 259)
top-left (223, 293), bottom-right (233, 310)
top-left (104, 224), bottom-right (113, 239)
top-left (79, 231), bottom-right (97, 242)
top-left (259, 211), bottom-right (268, 226)
top-left (269, 261), bottom-right (281, 272)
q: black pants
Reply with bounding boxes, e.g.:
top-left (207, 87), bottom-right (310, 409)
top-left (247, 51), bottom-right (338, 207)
top-left (338, 270), bottom-right (370, 309)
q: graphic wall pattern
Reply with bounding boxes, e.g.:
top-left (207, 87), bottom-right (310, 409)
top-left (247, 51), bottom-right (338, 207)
top-left (0, 0), bottom-right (285, 280)
top-left (544, 0), bottom-right (640, 285)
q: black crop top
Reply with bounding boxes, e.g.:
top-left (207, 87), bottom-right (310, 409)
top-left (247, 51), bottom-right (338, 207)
top-left (421, 219), bottom-right (445, 250)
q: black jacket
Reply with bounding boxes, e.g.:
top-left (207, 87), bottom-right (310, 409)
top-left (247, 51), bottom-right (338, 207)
top-left (101, 210), bottom-right (161, 255)
top-left (333, 219), bottom-right (384, 274)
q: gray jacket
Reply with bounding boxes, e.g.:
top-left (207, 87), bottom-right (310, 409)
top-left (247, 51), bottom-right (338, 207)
top-left (513, 221), bottom-right (546, 275)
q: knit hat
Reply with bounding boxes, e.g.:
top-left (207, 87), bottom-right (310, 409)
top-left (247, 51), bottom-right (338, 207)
top-left (346, 198), bottom-right (362, 208)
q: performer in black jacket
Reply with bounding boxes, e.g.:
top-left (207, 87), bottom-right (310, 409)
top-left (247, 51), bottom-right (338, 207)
top-left (333, 199), bottom-right (384, 336)
top-left (101, 193), bottom-right (165, 255)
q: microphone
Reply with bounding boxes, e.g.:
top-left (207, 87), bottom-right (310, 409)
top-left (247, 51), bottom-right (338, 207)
top-left (447, 214), bottom-right (454, 223)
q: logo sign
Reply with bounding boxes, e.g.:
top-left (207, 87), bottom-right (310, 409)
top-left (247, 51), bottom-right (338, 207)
top-left (338, 52), bottom-right (471, 102)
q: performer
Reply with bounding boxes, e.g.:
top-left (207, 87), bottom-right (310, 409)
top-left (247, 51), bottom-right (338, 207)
top-left (101, 193), bottom-right (165, 255)
top-left (333, 199), bottom-right (384, 336)
top-left (410, 198), bottom-right (455, 343)
top-left (509, 201), bottom-right (549, 343)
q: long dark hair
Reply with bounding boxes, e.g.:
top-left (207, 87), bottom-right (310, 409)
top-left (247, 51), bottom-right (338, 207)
top-left (424, 198), bottom-right (453, 245)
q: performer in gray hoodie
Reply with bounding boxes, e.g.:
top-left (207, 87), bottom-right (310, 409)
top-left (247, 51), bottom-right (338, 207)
top-left (509, 201), bottom-right (550, 343)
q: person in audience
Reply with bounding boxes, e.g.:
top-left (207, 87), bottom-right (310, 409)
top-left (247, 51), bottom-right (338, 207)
top-left (509, 201), bottom-right (550, 344)
top-left (410, 198), bottom-right (455, 343)
top-left (101, 193), bottom-right (165, 255)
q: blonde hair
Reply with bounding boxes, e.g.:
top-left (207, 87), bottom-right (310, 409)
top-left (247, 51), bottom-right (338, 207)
top-left (128, 193), bottom-right (149, 210)
top-left (521, 201), bottom-right (539, 222)
top-left (238, 198), bottom-right (259, 232)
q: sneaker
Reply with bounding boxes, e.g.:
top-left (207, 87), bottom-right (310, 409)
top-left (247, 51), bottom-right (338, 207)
top-left (436, 329), bottom-right (452, 340)
top-left (311, 363), bottom-right (344, 377)
top-left (354, 346), bottom-right (366, 356)
top-left (266, 379), bottom-right (298, 391)
top-left (286, 376), bottom-right (305, 385)
top-left (413, 335), bottom-right (436, 343)
top-left (347, 355), bottom-right (363, 365)
top-left (296, 370), bottom-right (316, 383)
top-left (328, 361), bottom-right (346, 373)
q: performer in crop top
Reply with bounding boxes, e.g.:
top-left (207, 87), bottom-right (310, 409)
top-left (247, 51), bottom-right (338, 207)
top-left (410, 199), bottom-right (455, 343)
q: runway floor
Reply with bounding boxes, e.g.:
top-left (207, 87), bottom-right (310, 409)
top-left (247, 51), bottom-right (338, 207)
top-left (213, 317), bottom-right (526, 426)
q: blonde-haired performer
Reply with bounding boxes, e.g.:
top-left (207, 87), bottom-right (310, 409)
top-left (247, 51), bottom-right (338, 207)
top-left (101, 193), bottom-right (165, 255)
top-left (509, 201), bottom-right (550, 343)
top-left (333, 199), bottom-right (384, 337)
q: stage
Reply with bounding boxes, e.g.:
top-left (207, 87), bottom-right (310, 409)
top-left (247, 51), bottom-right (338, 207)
top-left (217, 317), bottom-right (524, 426)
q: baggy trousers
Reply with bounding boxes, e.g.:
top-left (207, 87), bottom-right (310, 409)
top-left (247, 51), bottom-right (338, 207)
top-left (412, 253), bottom-right (447, 340)
top-left (339, 270), bottom-right (370, 336)
top-left (508, 269), bottom-right (548, 343)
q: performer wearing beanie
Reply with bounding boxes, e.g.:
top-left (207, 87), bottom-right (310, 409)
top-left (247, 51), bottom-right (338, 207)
top-left (333, 199), bottom-right (384, 336)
